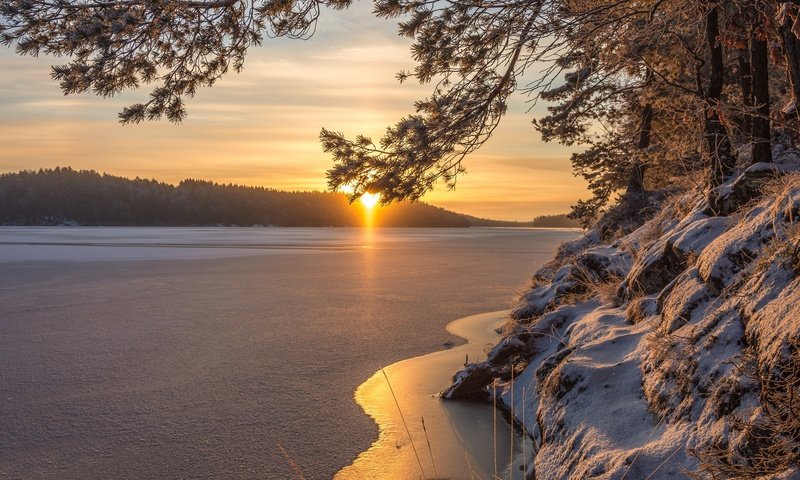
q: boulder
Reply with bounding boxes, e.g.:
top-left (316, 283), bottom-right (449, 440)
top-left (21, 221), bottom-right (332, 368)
top-left (441, 362), bottom-right (495, 401)
top-left (708, 163), bottom-right (796, 216)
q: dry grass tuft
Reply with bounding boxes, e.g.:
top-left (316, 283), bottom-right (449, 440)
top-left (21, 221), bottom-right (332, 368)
top-left (594, 275), bottom-right (623, 305)
top-left (760, 172), bottom-right (800, 200)
top-left (568, 263), bottom-right (623, 306)
top-left (762, 173), bottom-right (800, 234)
top-left (632, 190), bottom-right (697, 253)
top-left (690, 337), bottom-right (800, 479)
top-left (642, 328), bottom-right (698, 421)
top-left (625, 295), bottom-right (655, 324)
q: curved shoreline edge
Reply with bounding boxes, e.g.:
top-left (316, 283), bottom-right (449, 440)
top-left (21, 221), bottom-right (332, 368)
top-left (335, 310), bottom-right (532, 480)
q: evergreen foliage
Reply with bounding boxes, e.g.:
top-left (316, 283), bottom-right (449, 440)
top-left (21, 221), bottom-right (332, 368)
top-left (4, 1), bottom-right (800, 225)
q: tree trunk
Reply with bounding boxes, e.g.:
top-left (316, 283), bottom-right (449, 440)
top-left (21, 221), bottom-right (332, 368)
top-left (636, 104), bottom-right (653, 151)
top-left (705, 5), bottom-right (736, 187)
top-left (750, 22), bottom-right (772, 163)
top-left (625, 104), bottom-right (652, 216)
top-left (628, 104), bottom-right (652, 195)
top-left (737, 51), bottom-right (753, 137)
top-left (781, 13), bottom-right (800, 145)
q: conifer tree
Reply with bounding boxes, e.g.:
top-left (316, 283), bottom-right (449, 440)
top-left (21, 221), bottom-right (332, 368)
top-left (4, 0), bottom-right (800, 221)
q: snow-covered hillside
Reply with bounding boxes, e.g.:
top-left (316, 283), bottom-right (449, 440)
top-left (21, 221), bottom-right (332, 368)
top-left (445, 147), bottom-right (800, 479)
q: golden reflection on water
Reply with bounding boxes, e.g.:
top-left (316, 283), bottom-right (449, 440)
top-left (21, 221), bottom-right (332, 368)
top-left (335, 311), bottom-right (532, 480)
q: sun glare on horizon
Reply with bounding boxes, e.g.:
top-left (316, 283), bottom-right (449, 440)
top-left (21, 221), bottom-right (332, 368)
top-left (360, 192), bottom-right (380, 209)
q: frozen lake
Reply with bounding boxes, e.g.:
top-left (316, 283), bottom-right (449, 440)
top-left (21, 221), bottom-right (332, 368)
top-left (0, 227), bottom-right (579, 479)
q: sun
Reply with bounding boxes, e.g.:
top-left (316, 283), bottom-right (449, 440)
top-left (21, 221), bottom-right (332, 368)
top-left (360, 192), bottom-right (380, 209)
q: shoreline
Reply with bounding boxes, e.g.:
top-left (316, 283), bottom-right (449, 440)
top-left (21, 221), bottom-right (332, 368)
top-left (335, 310), bottom-right (532, 480)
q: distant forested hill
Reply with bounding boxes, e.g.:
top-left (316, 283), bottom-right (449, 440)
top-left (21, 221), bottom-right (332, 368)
top-left (0, 168), bottom-right (472, 227)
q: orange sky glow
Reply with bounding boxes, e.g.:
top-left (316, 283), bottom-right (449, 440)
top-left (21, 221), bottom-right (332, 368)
top-left (0, 3), bottom-right (588, 221)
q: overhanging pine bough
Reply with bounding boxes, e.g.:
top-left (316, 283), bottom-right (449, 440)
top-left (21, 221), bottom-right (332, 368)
top-left (0, 0), bottom-right (350, 123)
top-left (4, 1), bottom-right (797, 217)
top-left (323, 0), bottom-right (544, 204)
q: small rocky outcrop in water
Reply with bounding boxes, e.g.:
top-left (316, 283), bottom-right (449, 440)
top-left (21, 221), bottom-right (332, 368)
top-left (442, 362), bottom-right (496, 401)
top-left (444, 146), bottom-right (800, 479)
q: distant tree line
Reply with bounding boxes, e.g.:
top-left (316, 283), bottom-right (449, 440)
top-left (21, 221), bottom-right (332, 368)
top-left (0, 168), bottom-right (474, 227)
top-left (529, 214), bottom-right (580, 228)
top-left (462, 213), bottom-right (580, 228)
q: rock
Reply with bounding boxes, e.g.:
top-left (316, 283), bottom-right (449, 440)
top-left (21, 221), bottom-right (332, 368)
top-left (513, 246), bottom-right (633, 321)
top-left (708, 163), bottom-right (797, 216)
top-left (620, 215), bottom-right (731, 300)
top-left (620, 239), bottom-right (688, 300)
top-left (535, 347), bottom-right (573, 386)
top-left (696, 203), bottom-right (777, 292)
top-left (441, 362), bottom-right (495, 401)
top-left (512, 265), bottom-right (584, 321)
top-left (486, 336), bottom-right (526, 367)
top-left (656, 268), bottom-right (715, 333)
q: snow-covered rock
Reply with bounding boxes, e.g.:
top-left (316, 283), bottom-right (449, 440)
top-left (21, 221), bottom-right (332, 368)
top-left (445, 166), bottom-right (800, 479)
top-left (512, 242), bottom-right (633, 321)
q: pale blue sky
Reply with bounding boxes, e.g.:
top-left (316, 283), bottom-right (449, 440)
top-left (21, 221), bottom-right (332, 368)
top-left (0, 2), bottom-right (586, 221)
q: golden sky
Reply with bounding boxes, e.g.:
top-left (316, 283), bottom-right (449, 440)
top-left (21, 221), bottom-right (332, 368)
top-left (0, 3), bottom-right (587, 221)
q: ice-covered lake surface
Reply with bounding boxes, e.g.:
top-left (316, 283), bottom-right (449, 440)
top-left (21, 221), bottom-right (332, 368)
top-left (0, 226), bottom-right (579, 479)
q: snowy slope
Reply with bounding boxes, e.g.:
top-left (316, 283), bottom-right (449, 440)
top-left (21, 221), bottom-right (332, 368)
top-left (445, 148), bottom-right (800, 479)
